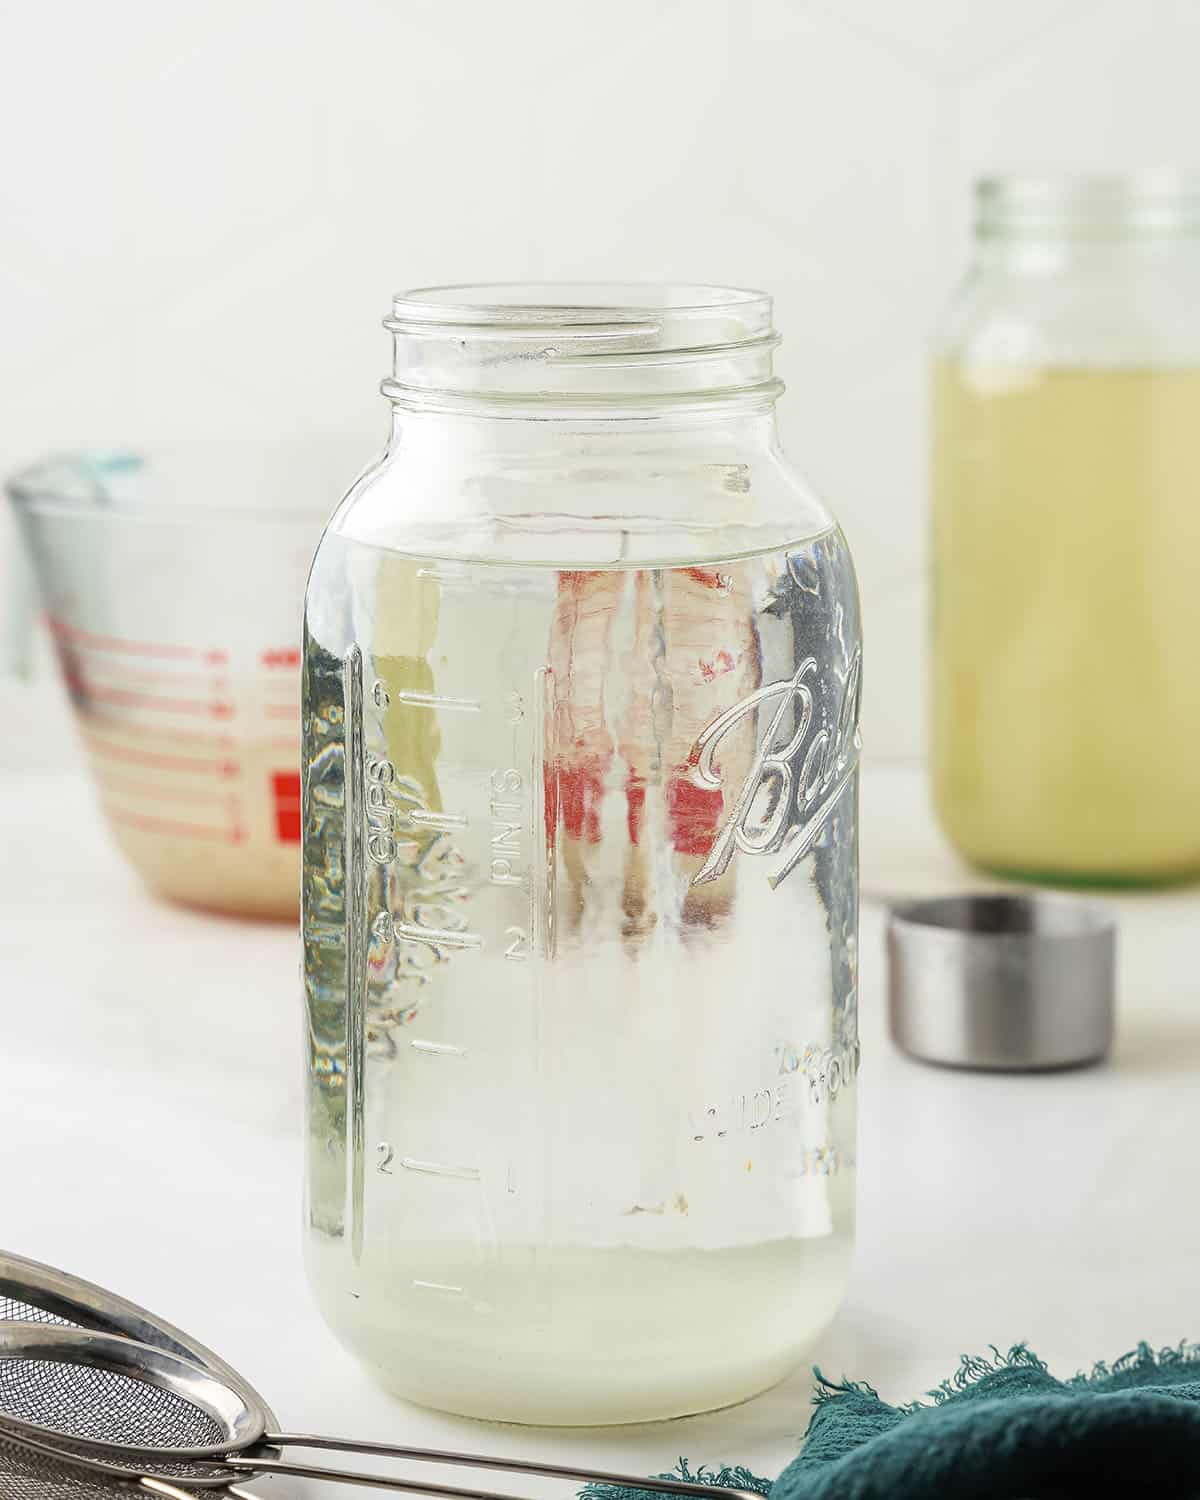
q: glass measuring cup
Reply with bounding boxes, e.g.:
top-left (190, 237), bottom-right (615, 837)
top-left (8, 444), bottom-right (352, 919)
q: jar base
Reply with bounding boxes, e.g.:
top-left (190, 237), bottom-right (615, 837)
top-left (965, 855), bottom-right (1200, 892)
top-left (306, 1230), bottom-right (851, 1427)
top-left (932, 793), bottom-right (1200, 889)
top-left (365, 1330), bottom-right (825, 1427)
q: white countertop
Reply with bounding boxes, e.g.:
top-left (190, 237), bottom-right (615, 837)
top-left (4, 764), bottom-right (1199, 1495)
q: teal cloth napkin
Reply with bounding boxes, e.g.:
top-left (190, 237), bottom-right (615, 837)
top-left (776, 1343), bottom-right (1200, 1498)
top-left (582, 1343), bottom-right (1200, 1500)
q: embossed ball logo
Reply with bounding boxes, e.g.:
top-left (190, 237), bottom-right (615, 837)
top-left (688, 649), bottom-right (862, 890)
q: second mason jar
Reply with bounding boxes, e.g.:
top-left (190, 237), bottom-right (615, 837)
top-left (302, 285), bottom-right (861, 1423)
top-left (933, 173), bottom-right (1200, 883)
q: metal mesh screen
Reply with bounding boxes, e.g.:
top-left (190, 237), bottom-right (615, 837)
top-left (0, 1297), bottom-right (73, 1328)
top-left (0, 1357), bottom-right (225, 1450)
top-left (0, 1428), bottom-right (200, 1497)
top-left (0, 1273), bottom-right (245, 1493)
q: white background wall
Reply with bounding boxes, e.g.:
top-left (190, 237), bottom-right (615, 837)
top-left (3, 0), bottom-right (1199, 768)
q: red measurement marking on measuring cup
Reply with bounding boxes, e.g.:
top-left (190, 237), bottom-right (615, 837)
top-left (260, 647), bottom-right (301, 669)
top-left (105, 807), bottom-right (242, 842)
top-left (63, 662), bottom-right (230, 691)
top-left (84, 735), bottom-right (241, 777)
top-left (271, 772), bottom-right (301, 843)
top-left (74, 683), bottom-right (236, 718)
top-left (84, 719), bottom-right (236, 750)
top-left (51, 625), bottom-right (237, 717)
top-left (95, 772), bottom-right (225, 805)
top-left (257, 648), bottom-right (301, 723)
top-left (45, 614), bottom-right (228, 664)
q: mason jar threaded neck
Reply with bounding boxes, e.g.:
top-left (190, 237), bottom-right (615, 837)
top-left (382, 283), bottom-right (783, 414)
top-left (975, 171), bottom-right (1200, 242)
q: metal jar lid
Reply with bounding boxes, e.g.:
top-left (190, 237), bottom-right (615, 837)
top-left (887, 893), bottom-right (1116, 1071)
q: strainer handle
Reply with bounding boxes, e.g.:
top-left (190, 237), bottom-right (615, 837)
top-left (236, 1443), bottom-right (762, 1500)
top-left (137, 1483), bottom-right (217, 1500)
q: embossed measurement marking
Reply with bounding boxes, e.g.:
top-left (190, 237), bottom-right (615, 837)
top-left (407, 808), bottom-right (468, 831)
top-left (395, 690), bottom-right (482, 713)
top-left (393, 919), bottom-right (482, 951)
top-left (415, 567), bottom-right (473, 589)
top-left (399, 1156), bottom-right (480, 1182)
top-left (413, 1280), bottom-right (465, 1296)
top-left (410, 1039), bottom-right (467, 1057)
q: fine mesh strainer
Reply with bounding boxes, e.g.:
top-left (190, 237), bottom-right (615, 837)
top-left (0, 1253), bottom-right (263, 1500)
top-left (0, 1289), bottom-right (759, 1499)
top-left (0, 1423), bottom-right (201, 1500)
top-left (0, 1251), bottom-right (274, 1421)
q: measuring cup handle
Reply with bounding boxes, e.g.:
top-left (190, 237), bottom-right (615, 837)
top-left (2, 523), bottom-right (36, 679)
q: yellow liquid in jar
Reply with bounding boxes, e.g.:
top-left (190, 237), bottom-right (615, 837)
top-left (932, 363), bottom-right (1200, 882)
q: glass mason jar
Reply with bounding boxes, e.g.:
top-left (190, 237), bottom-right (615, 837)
top-left (302, 285), bottom-right (862, 1424)
top-left (933, 173), bottom-right (1200, 883)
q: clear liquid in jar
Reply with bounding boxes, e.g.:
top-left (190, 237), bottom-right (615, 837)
top-left (302, 529), bottom-right (860, 1423)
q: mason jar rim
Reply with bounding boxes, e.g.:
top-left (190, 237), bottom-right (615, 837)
top-left (382, 282), bottom-right (783, 412)
top-left (976, 170), bottom-right (1200, 239)
top-left (389, 282), bottom-right (771, 331)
